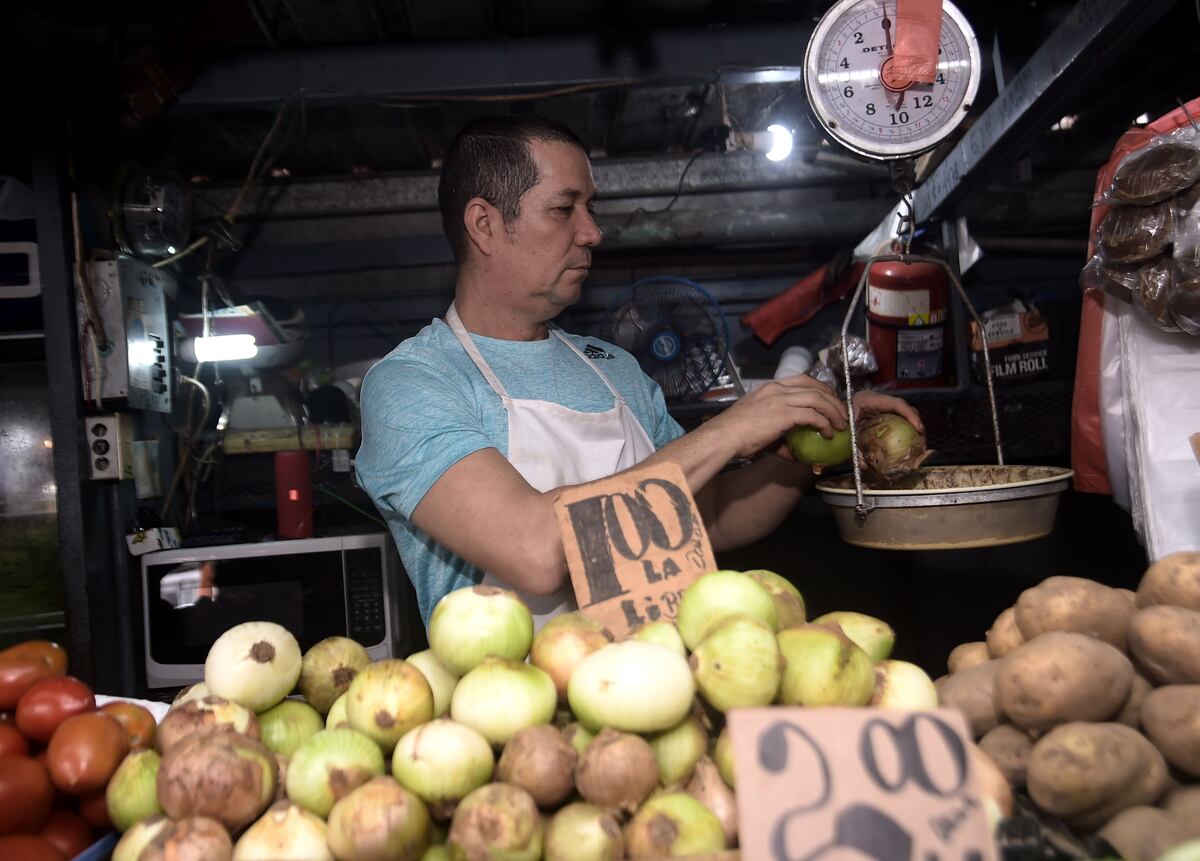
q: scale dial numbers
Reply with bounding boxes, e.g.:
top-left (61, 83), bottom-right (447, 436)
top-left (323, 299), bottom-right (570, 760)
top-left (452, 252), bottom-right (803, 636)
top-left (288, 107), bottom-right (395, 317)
top-left (804, 0), bottom-right (980, 160)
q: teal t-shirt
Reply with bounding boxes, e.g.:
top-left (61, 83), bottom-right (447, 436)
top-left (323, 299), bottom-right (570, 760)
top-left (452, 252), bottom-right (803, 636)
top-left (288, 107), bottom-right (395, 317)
top-left (355, 318), bottom-right (684, 626)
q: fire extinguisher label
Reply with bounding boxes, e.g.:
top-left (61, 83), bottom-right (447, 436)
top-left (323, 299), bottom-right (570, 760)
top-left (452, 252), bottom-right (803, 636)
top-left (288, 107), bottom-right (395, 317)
top-left (896, 328), bottom-right (945, 379)
top-left (868, 284), bottom-right (930, 320)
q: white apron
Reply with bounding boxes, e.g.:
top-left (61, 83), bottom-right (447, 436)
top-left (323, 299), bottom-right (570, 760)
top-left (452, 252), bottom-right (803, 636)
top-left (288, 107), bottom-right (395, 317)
top-left (445, 304), bottom-right (656, 628)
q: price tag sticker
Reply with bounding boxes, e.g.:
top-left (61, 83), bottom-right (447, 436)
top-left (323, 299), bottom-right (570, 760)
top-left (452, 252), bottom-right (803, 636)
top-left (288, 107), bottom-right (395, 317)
top-left (728, 708), bottom-right (998, 861)
top-left (552, 462), bottom-right (716, 637)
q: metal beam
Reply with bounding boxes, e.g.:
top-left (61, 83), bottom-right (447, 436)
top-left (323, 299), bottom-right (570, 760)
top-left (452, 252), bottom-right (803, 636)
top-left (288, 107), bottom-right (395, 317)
top-left (858, 0), bottom-right (1176, 253)
top-left (172, 25), bottom-right (812, 112)
top-left (201, 150), bottom-right (886, 219)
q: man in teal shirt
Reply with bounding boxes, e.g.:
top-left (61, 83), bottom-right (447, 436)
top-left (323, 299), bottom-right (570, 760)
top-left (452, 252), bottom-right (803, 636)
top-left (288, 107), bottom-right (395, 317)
top-left (356, 115), bottom-right (920, 626)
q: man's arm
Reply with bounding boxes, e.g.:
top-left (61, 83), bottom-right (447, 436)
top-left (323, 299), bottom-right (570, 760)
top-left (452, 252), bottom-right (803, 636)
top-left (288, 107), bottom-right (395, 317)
top-left (410, 374), bottom-right (856, 594)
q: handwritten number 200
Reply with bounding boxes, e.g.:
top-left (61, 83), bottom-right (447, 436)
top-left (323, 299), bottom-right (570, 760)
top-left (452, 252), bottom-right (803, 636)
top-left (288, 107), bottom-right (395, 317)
top-left (860, 715), bottom-right (968, 797)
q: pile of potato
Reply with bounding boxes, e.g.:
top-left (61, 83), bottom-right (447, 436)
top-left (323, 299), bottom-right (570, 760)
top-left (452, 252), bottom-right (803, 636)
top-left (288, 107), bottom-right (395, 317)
top-left (936, 551), bottom-right (1200, 861)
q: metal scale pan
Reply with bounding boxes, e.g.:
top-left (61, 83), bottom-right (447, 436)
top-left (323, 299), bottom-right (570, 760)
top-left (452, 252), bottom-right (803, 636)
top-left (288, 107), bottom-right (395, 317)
top-left (815, 254), bottom-right (1072, 550)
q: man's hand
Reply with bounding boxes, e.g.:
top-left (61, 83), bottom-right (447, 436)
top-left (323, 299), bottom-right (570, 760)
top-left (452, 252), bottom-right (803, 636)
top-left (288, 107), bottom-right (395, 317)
top-left (702, 374), bottom-right (848, 461)
top-left (853, 389), bottom-right (924, 433)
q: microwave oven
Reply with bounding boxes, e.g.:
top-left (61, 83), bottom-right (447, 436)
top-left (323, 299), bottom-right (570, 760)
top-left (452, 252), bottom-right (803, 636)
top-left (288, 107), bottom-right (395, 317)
top-left (141, 533), bottom-right (420, 689)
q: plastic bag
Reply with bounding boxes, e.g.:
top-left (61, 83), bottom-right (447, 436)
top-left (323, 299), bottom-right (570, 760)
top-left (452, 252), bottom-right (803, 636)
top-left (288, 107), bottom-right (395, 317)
top-left (1095, 200), bottom-right (1174, 264)
top-left (1132, 258), bottom-right (1182, 332)
top-left (1081, 256), bottom-right (1138, 304)
top-left (1173, 182), bottom-right (1200, 277)
top-left (1170, 277), bottom-right (1200, 334)
top-left (1098, 130), bottom-right (1200, 205)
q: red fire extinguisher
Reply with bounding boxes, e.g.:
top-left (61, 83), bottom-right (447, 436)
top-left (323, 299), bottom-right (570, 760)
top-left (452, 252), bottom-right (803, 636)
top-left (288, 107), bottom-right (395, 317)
top-left (866, 259), bottom-right (951, 389)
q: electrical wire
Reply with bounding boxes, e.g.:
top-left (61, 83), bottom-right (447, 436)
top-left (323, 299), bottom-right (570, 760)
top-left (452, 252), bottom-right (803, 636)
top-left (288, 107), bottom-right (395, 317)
top-left (621, 150), bottom-right (705, 225)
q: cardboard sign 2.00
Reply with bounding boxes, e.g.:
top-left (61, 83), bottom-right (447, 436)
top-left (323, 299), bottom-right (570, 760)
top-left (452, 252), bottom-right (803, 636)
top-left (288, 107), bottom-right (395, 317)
top-left (728, 707), bottom-right (998, 861)
top-left (553, 462), bottom-right (716, 637)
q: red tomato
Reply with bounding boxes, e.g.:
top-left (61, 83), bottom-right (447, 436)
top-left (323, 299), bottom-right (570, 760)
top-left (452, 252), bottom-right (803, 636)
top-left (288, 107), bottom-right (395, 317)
top-left (0, 834), bottom-right (68, 861)
top-left (0, 724), bottom-right (29, 757)
top-left (76, 791), bottom-right (111, 829)
top-left (0, 711), bottom-right (14, 724)
top-left (38, 809), bottom-right (92, 859)
top-left (15, 678), bottom-right (95, 743)
top-left (0, 643), bottom-right (67, 676)
top-left (0, 662), bottom-right (63, 714)
top-left (46, 712), bottom-right (128, 796)
top-left (99, 702), bottom-right (156, 752)
top-left (0, 755), bottom-right (55, 835)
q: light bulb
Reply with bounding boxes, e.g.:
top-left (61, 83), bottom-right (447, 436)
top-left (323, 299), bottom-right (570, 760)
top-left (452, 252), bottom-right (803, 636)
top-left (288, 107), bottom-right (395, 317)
top-left (193, 334), bottom-right (258, 362)
top-left (765, 124), bottom-right (794, 161)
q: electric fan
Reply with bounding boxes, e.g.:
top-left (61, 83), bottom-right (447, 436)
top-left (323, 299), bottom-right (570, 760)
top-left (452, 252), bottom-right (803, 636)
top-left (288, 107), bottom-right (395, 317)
top-left (604, 277), bottom-right (729, 403)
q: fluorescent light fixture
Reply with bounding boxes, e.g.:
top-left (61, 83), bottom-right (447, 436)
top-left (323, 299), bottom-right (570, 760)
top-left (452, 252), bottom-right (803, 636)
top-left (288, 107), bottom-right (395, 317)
top-left (193, 334), bottom-right (258, 362)
top-left (765, 124), bottom-right (794, 161)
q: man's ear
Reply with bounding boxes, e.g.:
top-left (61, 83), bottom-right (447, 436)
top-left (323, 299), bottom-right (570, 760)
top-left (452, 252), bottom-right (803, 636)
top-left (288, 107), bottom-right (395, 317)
top-left (463, 197), bottom-right (499, 257)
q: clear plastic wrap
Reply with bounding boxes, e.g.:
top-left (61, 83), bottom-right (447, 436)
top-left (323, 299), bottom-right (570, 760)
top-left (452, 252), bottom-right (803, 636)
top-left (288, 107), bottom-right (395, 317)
top-left (1095, 201), bottom-right (1174, 264)
top-left (1099, 131), bottom-right (1200, 205)
top-left (1081, 257), bottom-right (1138, 304)
top-left (1170, 277), bottom-right (1200, 335)
top-left (1132, 257), bottom-right (1182, 332)
top-left (1173, 182), bottom-right (1200, 277)
top-left (807, 334), bottom-right (878, 394)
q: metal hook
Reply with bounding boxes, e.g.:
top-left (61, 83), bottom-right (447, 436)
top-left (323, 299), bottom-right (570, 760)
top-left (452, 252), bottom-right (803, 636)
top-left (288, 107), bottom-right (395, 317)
top-left (895, 194), bottom-right (916, 254)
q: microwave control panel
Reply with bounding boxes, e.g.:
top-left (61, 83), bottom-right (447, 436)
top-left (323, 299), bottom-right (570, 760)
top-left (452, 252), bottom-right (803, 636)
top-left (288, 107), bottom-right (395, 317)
top-left (78, 257), bottom-right (174, 413)
top-left (345, 548), bottom-right (387, 646)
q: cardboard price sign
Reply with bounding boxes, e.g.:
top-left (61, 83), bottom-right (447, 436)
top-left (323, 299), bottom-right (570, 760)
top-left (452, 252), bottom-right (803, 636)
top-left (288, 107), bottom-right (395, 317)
top-left (728, 708), bottom-right (997, 861)
top-left (553, 462), bottom-right (715, 636)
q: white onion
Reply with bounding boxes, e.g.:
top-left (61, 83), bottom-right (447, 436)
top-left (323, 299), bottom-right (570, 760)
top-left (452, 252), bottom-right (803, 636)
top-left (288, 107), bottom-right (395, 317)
top-left (686, 756), bottom-right (738, 845)
top-left (233, 801), bottom-right (331, 861)
top-left (112, 814), bottom-right (169, 861)
top-left (777, 624), bottom-right (874, 706)
top-left (575, 729), bottom-right (659, 812)
top-left (647, 716), bottom-right (707, 787)
top-left (205, 621), bottom-right (303, 712)
top-left (626, 621), bottom-right (687, 656)
top-left (676, 570), bottom-right (777, 650)
top-left (287, 727), bottom-right (385, 817)
top-left (744, 569), bottom-right (806, 629)
top-left (169, 682), bottom-right (210, 712)
top-left (450, 657), bottom-right (556, 746)
top-left (624, 792), bottom-right (726, 858)
top-left (299, 636), bottom-right (371, 715)
top-left (429, 585), bottom-right (534, 676)
top-left (530, 612), bottom-right (613, 702)
top-left (870, 660), bottom-right (939, 709)
top-left (327, 776), bottom-right (432, 861)
top-left (258, 699), bottom-right (325, 756)
top-left (326, 692), bottom-right (349, 729)
top-left (392, 719), bottom-right (495, 818)
top-left (544, 803), bottom-right (624, 861)
top-left (713, 727), bottom-right (736, 789)
top-left (449, 783), bottom-right (543, 861)
top-left (563, 722), bottom-right (596, 757)
top-left (106, 749), bottom-right (162, 831)
top-left (690, 615), bottom-right (782, 711)
top-left (346, 659), bottom-right (434, 753)
top-left (406, 649), bottom-right (460, 718)
top-left (496, 724), bottom-right (577, 808)
top-left (813, 611), bottom-right (895, 661)
top-left (568, 641), bottom-right (694, 733)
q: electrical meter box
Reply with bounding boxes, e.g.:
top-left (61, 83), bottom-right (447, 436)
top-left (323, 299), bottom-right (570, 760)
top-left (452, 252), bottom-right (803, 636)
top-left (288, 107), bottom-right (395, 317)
top-left (78, 257), bottom-right (174, 413)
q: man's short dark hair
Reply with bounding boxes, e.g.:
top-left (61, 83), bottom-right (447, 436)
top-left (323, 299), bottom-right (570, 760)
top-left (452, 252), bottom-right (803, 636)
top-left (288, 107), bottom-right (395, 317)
top-left (438, 115), bottom-right (587, 261)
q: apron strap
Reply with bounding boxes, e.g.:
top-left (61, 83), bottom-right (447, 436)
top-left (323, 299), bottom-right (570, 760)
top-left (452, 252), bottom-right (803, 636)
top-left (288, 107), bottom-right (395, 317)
top-left (445, 304), bottom-right (512, 401)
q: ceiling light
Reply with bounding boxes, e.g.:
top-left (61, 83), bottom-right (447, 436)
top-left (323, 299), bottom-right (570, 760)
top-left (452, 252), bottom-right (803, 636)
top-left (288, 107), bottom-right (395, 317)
top-left (764, 124), bottom-right (794, 161)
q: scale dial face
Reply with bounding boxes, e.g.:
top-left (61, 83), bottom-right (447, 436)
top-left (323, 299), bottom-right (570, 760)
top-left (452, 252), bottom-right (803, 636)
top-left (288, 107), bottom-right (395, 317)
top-left (804, 0), bottom-right (980, 160)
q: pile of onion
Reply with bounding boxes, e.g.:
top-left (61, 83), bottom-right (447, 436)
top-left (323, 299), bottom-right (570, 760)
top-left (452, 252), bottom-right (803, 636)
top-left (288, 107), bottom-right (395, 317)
top-left (406, 649), bottom-right (460, 718)
top-left (686, 757), bottom-right (738, 844)
top-left (689, 615), bottom-right (783, 712)
top-left (298, 636), bottom-right (370, 714)
top-left (567, 641), bottom-right (693, 733)
top-left (346, 659), bottom-right (434, 752)
top-left (156, 731), bottom-right (276, 832)
top-left (544, 803), bottom-right (624, 861)
top-left (106, 749), bottom-right (162, 831)
top-left (777, 624), bottom-right (874, 707)
top-left (744, 569), bottom-right (807, 629)
top-left (156, 695), bottom-right (259, 754)
top-left (429, 585), bottom-right (534, 676)
top-left (646, 716), bottom-right (707, 787)
top-left (813, 611), bottom-right (895, 661)
top-left (497, 724), bottom-right (577, 808)
top-left (233, 801), bottom-right (331, 861)
top-left (286, 727), bottom-right (385, 817)
top-left (257, 699), bottom-right (324, 756)
top-left (448, 783), bottom-right (543, 861)
top-left (870, 660), bottom-right (939, 709)
top-left (857, 412), bottom-right (932, 484)
top-left (391, 719), bottom-right (495, 818)
top-left (623, 792), bottom-right (726, 859)
top-left (138, 816), bottom-right (233, 861)
top-left (625, 621), bottom-right (686, 656)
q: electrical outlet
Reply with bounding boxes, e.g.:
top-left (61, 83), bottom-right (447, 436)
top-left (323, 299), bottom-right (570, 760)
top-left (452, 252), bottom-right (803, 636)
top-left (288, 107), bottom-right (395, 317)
top-left (86, 414), bottom-right (133, 480)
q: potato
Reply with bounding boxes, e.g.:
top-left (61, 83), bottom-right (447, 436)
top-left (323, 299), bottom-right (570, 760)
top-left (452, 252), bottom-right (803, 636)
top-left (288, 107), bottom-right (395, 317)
top-left (935, 660), bottom-right (1003, 739)
top-left (1163, 786), bottom-right (1200, 839)
top-left (1114, 674), bottom-right (1153, 728)
top-left (1014, 576), bottom-right (1135, 650)
top-left (977, 724), bottom-right (1033, 787)
top-left (970, 743), bottom-right (1014, 829)
top-left (1117, 588), bottom-right (1138, 606)
top-left (1137, 551), bottom-right (1200, 611)
top-left (1129, 605), bottom-right (1200, 684)
top-left (995, 632), bottom-right (1133, 731)
top-left (1140, 686), bottom-right (1200, 778)
top-left (1099, 806), bottom-right (1191, 861)
top-left (1027, 723), bottom-right (1167, 830)
top-left (947, 642), bottom-right (990, 675)
top-left (986, 607), bottom-right (1024, 658)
